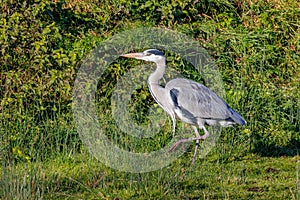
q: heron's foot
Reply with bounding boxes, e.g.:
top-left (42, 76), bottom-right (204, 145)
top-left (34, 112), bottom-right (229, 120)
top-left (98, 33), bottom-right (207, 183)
top-left (169, 140), bottom-right (184, 152)
top-left (169, 135), bottom-right (207, 152)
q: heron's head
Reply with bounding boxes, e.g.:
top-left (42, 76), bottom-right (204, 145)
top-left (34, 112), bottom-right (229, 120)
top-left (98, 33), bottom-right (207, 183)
top-left (121, 49), bottom-right (165, 63)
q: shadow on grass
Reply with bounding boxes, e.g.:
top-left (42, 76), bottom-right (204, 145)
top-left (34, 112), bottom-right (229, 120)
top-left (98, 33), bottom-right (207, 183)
top-left (252, 135), bottom-right (299, 157)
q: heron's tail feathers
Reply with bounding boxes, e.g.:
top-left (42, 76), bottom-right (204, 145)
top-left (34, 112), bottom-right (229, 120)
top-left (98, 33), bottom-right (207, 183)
top-left (229, 108), bottom-right (247, 125)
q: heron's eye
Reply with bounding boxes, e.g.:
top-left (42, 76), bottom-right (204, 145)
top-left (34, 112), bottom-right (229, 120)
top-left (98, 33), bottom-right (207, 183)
top-left (144, 53), bottom-right (151, 56)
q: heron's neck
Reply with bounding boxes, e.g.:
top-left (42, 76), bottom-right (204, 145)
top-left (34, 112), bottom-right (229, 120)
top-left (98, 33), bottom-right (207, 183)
top-left (148, 59), bottom-right (166, 86)
top-left (147, 59), bottom-right (167, 107)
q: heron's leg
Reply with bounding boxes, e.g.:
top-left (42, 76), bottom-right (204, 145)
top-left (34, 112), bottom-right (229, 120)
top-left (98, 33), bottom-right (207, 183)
top-left (201, 126), bottom-right (210, 139)
top-left (192, 126), bottom-right (200, 164)
top-left (169, 126), bottom-right (210, 152)
top-left (169, 137), bottom-right (202, 152)
top-left (171, 115), bottom-right (176, 138)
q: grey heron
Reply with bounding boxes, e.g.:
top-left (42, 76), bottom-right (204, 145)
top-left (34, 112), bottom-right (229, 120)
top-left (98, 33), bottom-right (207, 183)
top-left (121, 49), bottom-right (246, 164)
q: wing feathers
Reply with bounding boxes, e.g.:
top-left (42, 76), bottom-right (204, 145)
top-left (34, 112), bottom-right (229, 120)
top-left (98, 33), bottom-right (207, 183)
top-left (166, 78), bottom-right (246, 124)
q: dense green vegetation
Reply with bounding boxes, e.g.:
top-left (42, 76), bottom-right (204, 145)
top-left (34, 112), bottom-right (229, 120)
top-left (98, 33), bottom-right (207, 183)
top-left (1, 0), bottom-right (299, 199)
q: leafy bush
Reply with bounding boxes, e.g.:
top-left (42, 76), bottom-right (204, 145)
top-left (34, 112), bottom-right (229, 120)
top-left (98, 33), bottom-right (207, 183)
top-left (0, 0), bottom-right (299, 164)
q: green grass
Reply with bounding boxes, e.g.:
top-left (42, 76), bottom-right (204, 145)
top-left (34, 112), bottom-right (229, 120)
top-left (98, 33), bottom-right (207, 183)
top-left (1, 150), bottom-right (299, 199)
top-left (0, 111), bottom-right (299, 199)
top-left (1, 0), bottom-right (300, 199)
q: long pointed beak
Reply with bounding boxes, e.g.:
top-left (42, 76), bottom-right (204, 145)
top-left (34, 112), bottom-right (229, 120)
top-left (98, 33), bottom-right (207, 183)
top-left (121, 52), bottom-right (144, 58)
